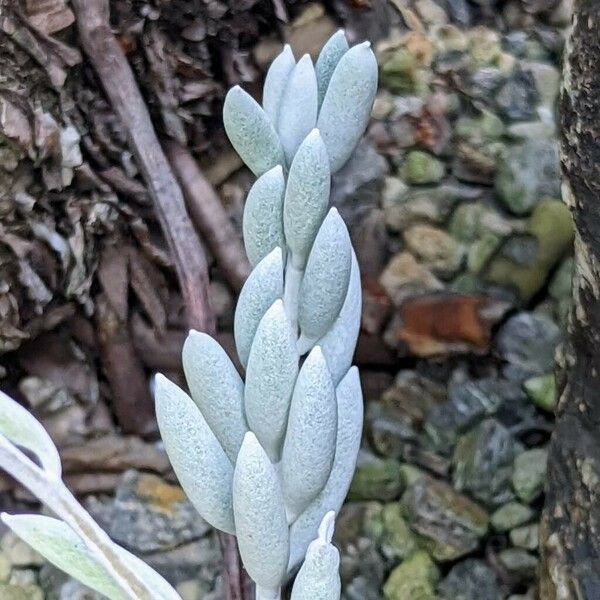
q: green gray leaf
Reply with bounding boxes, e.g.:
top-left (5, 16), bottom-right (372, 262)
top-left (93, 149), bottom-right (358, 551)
top-left (315, 30), bottom-right (349, 108)
top-left (243, 165), bottom-right (286, 267)
top-left (234, 247), bottom-right (284, 369)
top-left (182, 331), bottom-right (247, 463)
top-left (224, 86), bottom-right (285, 176)
top-left (0, 390), bottom-right (61, 477)
top-left (317, 42), bottom-right (378, 173)
top-left (283, 129), bottom-right (330, 269)
top-left (155, 375), bottom-right (235, 534)
top-left (245, 300), bottom-right (299, 462)
top-left (233, 433), bottom-right (290, 590)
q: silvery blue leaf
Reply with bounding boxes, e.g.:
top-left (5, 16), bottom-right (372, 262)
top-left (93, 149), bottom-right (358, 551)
top-left (182, 331), bottom-right (247, 463)
top-left (155, 375), bottom-right (235, 534)
top-left (1, 514), bottom-right (182, 600)
top-left (233, 433), bottom-right (289, 590)
top-left (316, 42), bottom-right (378, 173)
top-left (245, 300), bottom-right (299, 462)
top-left (283, 129), bottom-right (330, 269)
top-left (234, 247), bottom-right (284, 369)
top-left (318, 251), bottom-right (361, 385)
top-left (263, 44), bottom-right (296, 125)
top-left (0, 514), bottom-right (128, 600)
top-left (243, 165), bottom-right (286, 267)
top-left (118, 546), bottom-right (183, 600)
top-left (288, 367), bottom-right (363, 569)
top-left (297, 209), bottom-right (352, 351)
top-left (278, 55), bottom-right (318, 165)
top-left (281, 347), bottom-right (337, 522)
top-left (0, 390), bottom-right (61, 478)
top-left (290, 512), bottom-right (341, 600)
top-left (223, 86), bottom-right (285, 176)
top-left (315, 30), bottom-right (349, 108)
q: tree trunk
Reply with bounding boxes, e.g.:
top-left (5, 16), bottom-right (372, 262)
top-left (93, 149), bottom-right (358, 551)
top-left (540, 3), bottom-right (600, 598)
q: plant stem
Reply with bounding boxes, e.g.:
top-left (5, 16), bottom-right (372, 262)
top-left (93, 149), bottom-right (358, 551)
top-left (255, 585), bottom-right (281, 600)
top-left (283, 259), bottom-right (303, 334)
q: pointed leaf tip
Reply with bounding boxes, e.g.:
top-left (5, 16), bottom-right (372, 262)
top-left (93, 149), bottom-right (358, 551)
top-left (278, 54), bottom-right (318, 164)
top-left (316, 42), bottom-right (377, 172)
top-left (224, 86), bottom-right (285, 176)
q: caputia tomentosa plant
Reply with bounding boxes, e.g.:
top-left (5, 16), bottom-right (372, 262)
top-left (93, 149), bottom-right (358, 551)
top-left (0, 30), bottom-right (377, 600)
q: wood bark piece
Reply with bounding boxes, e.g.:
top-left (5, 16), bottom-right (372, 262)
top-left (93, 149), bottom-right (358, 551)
top-left (95, 293), bottom-right (157, 437)
top-left (71, 1), bottom-right (247, 597)
top-left (71, 0), bottom-right (214, 334)
top-left (166, 140), bottom-right (251, 292)
top-left (540, 3), bottom-right (600, 598)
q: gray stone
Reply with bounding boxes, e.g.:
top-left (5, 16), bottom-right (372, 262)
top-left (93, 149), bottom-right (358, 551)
top-left (510, 523), bottom-right (539, 550)
top-left (401, 476), bottom-right (489, 561)
top-left (348, 451), bottom-right (404, 502)
top-left (384, 183), bottom-right (481, 233)
top-left (495, 138), bottom-right (560, 215)
top-left (512, 448), bottom-right (548, 503)
top-left (523, 374), bottom-right (556, 412)
top-left (438, 559), bottom-right (501, 600)
top-left (403, 224), bottom-right (464, 277)
top-left (452, 419), bottom-right (522, 507)
top-left (0, 584), bottom-right (44, 600)
top-left (0, 534), bottom-right (43, 568)
top-left (0, 552), bottom-right (10, 582)
top-left (491, 502), bottom-right (535, 532)
top-left (331, 139), bottom-right (388, 233)
top-left (496, 69), bottom-right (539, 121)
top-left (549, 257), bottom-right (573, 301)
top-left (86, 471), bottom-right (211, 553)
top-left (498, 548), bottom-right (538, 581)
top-left (424, 376), bottom-right (528, 455)
top-left (496, 312), bottom-right (562, 379)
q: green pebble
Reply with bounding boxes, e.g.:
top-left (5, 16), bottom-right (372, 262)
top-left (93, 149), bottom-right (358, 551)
top-left (491, 502), bottom-right (535, 532)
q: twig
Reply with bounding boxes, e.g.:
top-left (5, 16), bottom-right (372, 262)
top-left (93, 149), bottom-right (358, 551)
top-left (71, 1), bottom-right (248, 597)
top-left (71, 0), bottom-right (214, 334)
top-left (95, 294), bottom-right (157, 437)
top-left (165, 140), bottom-right (251, 292)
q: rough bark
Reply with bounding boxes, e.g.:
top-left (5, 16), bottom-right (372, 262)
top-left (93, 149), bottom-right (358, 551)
top-left (540, 3), bottom-right (600, 598)
top-left (71, 0), bottom-right (215, 334)
top-left (71, 1), bottom-right (249, 597)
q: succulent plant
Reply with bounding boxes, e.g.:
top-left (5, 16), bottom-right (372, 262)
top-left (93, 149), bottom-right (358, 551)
top-left (0, 29), bottom-right (376, 600)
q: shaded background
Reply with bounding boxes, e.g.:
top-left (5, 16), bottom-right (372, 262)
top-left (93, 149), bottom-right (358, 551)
top-left (0, 0), bottom-right (572, 598)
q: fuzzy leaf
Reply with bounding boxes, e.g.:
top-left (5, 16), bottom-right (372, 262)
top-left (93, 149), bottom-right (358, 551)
top-left (278, 55), bottom-right (318, 165)
top-left (319, 251), bottom-right (361, 385)
top-left (243, 166), bottom-right (286, 267)
top-left (315, 30), bottom-right (349, 108)
top-left (316, 42), bottom-right (378, 173)
top-left (288, 367), bottom-right (363, 569)
top-left (283, 129), bottom-right (330, 268)
top-left (182, 332), bottom-right (247, 463)
top-left (0, 390), bottom-right (61, 478)
top-left (118, 546), bottom-right (183, 600)
top-left (233, 433), bottom-right (290, 589)
top-left (263, 44), bottom-right (296, 125)
top-left (224, 86), bottom-right (285, 176)
top-left (245, 300), bottom-right (299, 462)
top-left (298, 209), bottom-right (352, 348)
top-left (155, 375), bottom-right (235, 534)
top-left (234, 248), bottom-right (284, 369)
top-left (290, 512), bottom-right (341, 600)
top-left (1, 514), bottom-right (127, 600)
top-left (2, 514), bottom-right (181, 600)
top-left (281, 347), bottom-right (337, 522)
